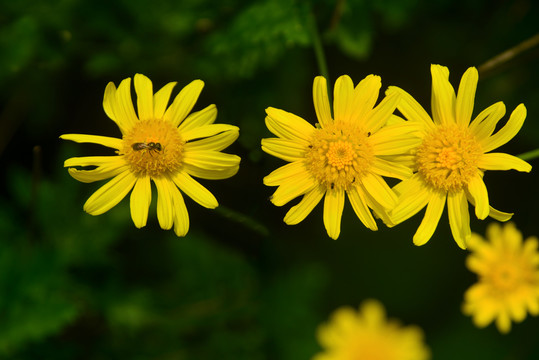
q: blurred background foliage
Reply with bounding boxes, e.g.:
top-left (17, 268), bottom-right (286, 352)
top-left (1, 0), bottom-right (538, 359)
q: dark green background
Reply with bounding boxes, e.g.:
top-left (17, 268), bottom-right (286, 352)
top-left (1, 0), bottom-right (538, 358)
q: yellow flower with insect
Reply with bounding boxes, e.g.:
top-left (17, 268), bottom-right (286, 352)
top-left (313, 299), bottom-right (431, 360)
top-left (387, 64), bottom-right (531, 248)
top-left (61, 74), bottom-right (240, 236)
top-left (463, 222), bottom-right (539, 333)
top-left (262, 75), bottom-right (419, 239)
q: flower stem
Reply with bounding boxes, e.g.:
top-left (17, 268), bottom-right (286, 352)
top-left (307, 7), bottom-right (330, 84)
top-left (517, 148), bottom-right (539, 161)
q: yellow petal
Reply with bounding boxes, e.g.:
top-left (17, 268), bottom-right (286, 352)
top-left (153, 81), bottom-right (177, 120)
top-left (347, 186), bottom-right (377, 230)
top-left (386, 86), bottom-right (434, 130)
top-left (447, 190), bottom-right (471, 249)
top-left (265, 107), bottom-right (315, 142)
top-left (171, 184), bottom-right (189, 237)
top-left (413, 190), bottom-right (446, 246)
top-left (270, 172), bottom-right (318, 207)
top-left (455, 67), bottom-right (478, 126)
top-left (153, 177), bottom-right (174, 230)
top-left (83, 170), bottom-right (136, 216)
top-left (114, 77), bottom-right (139, 131)
top-left (363, 91), bottom-right (399, 133)
top-left (130, 176), bottom-right (151, 228)
top-left (263, 161), bottom-right (307, 186)
top-left (465, 191), bottom-right (513, 222)
top-left (64, 155), bottom-right (125, 168)
top-left (172, 171), bottom-right (218, 209)
top-left (165, 79), bottom-right (205, 127)
top-left (466, 175), bottom-right (489, 220)
top-left (182, 124), bottom-right (239, 142)
top-left (313, 76), bottom-right (333, 128)
top-left (60, 134), bottom-right (123, 150)
top-left (134, 73), bottom-right (154, 121)
top-left (430, 64), bottom-right (456, 125)
top-left (184, 163), bottom-right (239, 180)
top-left (68, 164), bottom-right (129, 183)
top-left (102, 81), bottom-right (133, 134)
top-left (478, 153), bottom-right (531, 172)
top-left (183, 150), bottom-right (241, 171)
top-left (333, 75), bottom-right (354, 123)
top-left (469, 101), bottom-right (506, 141)
top-left (179, 104), bottom-right (217, 132)
top-left (370, 158), bottom-right (413, 180)
top-left (323, 189), bottom-right (345, 239)
top-left (370, 124), bottom-right (422, 156)
top-left (184, 129), bottom-right (239, 152)
top-left (261, 138), bottom-right (306, 162)
top-left (482, 104), bottom-right (527, 153)
top-left (361, 173), bottom-right (397, 210)
top-left (391, 175), bottom-right (431, 224)
top-left (283, 186), bottom-right (325, 225)
top-left (349, 75), bottom-right (382, 125)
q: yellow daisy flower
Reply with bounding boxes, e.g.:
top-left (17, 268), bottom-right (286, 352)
top-left (462, 222), bottom-right (539, 333)
top-left (387, 64), bottom-right (531, 249)
top-left (313, 299), bottom-right (431, 360)
top-left (262, 75), bottom-right (419, 239)
top-left (61, 74), bottom-right (240, 237)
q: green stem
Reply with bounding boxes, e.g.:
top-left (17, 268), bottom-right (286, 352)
top-left (517, 148), bottom-right (539, 161)
top-left (307, 7), bottom-right (330, 84)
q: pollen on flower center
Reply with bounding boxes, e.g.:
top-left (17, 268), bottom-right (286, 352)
top-left (416, 124), bottom-right (482, 191)
top-left (305, 122), bottom-right (373, 190)
top-left (122, 119), bottom-right (185, 177)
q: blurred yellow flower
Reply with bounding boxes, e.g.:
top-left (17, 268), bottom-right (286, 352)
top-left (387, 64), bottom-right (531, 249)
top-left (262, 75), bottom-right (419, 239)
top-left (313, 299), bottom-right (430, 360)
top-left (463, 222), bottom-right (539, 333)
top-left (61, 74), bottom-right (240, 236)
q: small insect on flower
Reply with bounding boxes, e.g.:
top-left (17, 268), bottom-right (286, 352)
top-left (132, 141), bottom-right (163, 154)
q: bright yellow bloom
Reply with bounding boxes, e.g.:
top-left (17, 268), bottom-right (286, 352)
top-left (262, 75), bottom-right (419, 239)
top-left (462, 222), bottom-right (539, 333)
top-left (313, 299), bottom-right (431, 360)
top-left (61, 74), bottom-right (240, 236)
top-left (387, 64), bottom-right (531, 249)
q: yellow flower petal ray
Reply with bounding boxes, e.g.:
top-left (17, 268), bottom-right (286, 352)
top-left (362, 184), bottom-right (395, 228)
top-left (370, 157), bottom-right (413, 181)
top-left (323, 189), bottom-right (345, 240)
top-left (283, 185), bottom-right (325, 225)
top-left (391, 175), bottom-right (431, 225)
top-left (265, 107), bottom-right (315, 142)
top-left (478, 153), bottom-right (532, 173)
top-left (130, 175), bottom-right (151, 228)
top-left (102, 80), bottom-right (137, 134)
top-left (333, 75), bottom-right (355, 123)
top-left (466, 175), bottom-right (489, 220)
top-left (171, 184), bottom-right (189, 237)
top-left (68, 164), bottom-right (129, 183)
top-left (270, 172), bottom-right (318, 207)
top-left (83, 170), bottom-right (137, 215)
top-left (455, 67), bottom-right (478, 126)
top-left (363, 91), bottom-right (400, 133)
top-left (134, 73), bottom-right (154, 121)
top-left (361, 172), bottom-right (397, 210)
top-left (261, 138), bottom-right (306, 162)
top-left (172, 171), bottom-right (218, 209)
top-left (263, 161), bottom-right (306, 186)
top-left (184, 129), bottom-right (239, 152)
top-left (64, 155), bottom-right (125, 168)
top-left (182, 124), bottom-right (239, 142)
top-left (348, 75), bottom-right (381, 126)
top-left (481, 104), bottom-right (527, 153)
top-left (369, 123), bottom-right (422, 156)
top-left (183, 150), bottom-right (241, 171)
top-left (313, 76), bottom-right (333, 128)
top-left (468, 101), bottom-right (506, 141)
top-left (153, 177), bottom-right (174, 230)
top-left (413, 190), bottom-right (446, 246)
top-left (178, 104), bottom-right (217, 132)
top-left (386, 86), bottom-right (435, 131)
top-left (184, 163), bottom-right (239, 180)
top-left (447, 190), bottom-right (470, 249)
top-left (153, 81), bottom-right (177, 119)
top-left (430, 64), bottom-right (456, 126)
top-left (60, 134), bottom-right (123, 150)
top-left (465, 191), bottom-right (513, 222)
top-left (347, 186), bottom-right (378, 230)
top-left (164, 79), bottom-right (205, 127)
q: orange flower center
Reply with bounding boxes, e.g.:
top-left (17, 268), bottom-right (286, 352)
top-left (121, 119), bottom-right (185, 177)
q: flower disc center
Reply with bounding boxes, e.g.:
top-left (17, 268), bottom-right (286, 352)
top-left (416, 125), bottom-right (482, 191)
top-left (305, 122), bottom-right (373, 191)
top-left (122, 119), bottom-right (185, 177)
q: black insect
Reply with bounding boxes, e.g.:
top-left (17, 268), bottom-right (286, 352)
top-left (132, 142), bottom-right (163, 154)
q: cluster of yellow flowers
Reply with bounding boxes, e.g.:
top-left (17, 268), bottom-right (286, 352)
top-left (61, 65), bottom-right (538, 358)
